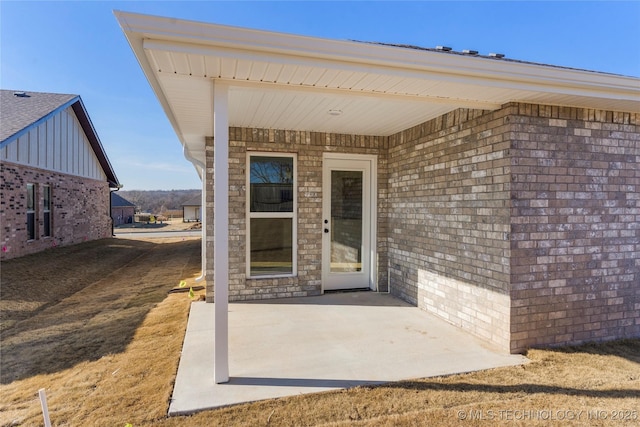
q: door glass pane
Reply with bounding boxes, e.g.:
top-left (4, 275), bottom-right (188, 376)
top-left (250, 218), bottom-right (293, 276)
top-left (331, 170), bottom-right (362, 273)
top-left (250, 156), bottom-right (294, 212)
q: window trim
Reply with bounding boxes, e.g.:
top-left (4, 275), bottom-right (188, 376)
top-left (246, 152), bottom-right (297, 279)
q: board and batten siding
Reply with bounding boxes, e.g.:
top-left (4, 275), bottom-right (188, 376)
top-left (1, 106), bottom-right (107, 181)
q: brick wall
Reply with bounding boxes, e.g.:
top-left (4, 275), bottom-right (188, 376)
top-left (205, 128), bottom-right (387, 302)
top-left (508, 103), bottom-right (640, 352)
top-left (201, 103), bottom-right (638, 353)
top-left (1, 161), bottom-right (112, 260)
top-left (387, 108), bottom-right (513, 351)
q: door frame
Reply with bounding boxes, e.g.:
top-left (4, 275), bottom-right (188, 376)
top-left (321, 153), bottom-right (377, 292)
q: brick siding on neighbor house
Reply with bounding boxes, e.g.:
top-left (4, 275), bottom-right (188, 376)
top-left (508, 103), bottom-right (640, 352)
top-left (112, 206), bottom-right (135, 225)
top-left (0, 161), bottom-right (112, 260)
top-left (204, 129), bottom-right (388, 302)
top-left (387, 108), bottom-right (514, 351)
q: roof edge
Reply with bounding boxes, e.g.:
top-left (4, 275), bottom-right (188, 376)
top-left (114, 10), bottom-right (640, 98)
top-left (71, 98), bottom-right (120, 187)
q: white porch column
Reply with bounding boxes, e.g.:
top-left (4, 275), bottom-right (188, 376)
top-left (213, 80), bottom-right (229, 384)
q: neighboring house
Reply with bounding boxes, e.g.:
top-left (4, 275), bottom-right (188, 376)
top-left (0, 90), bottom-right (120, 260)
top-left (182, 196), bottom-right (201, 222)
top-left (111, 192), bottom-right (136, 226)
top-left (117, 10), bottom-right (639, 365)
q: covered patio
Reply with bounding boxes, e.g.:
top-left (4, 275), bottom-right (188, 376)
top-left (169, 292), bottom-right (527, 414)
top-left (117, 10), bottom-right (639, 400)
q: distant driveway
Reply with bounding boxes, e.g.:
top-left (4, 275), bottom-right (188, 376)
top-left (115, 230), bottom-right (201, 239)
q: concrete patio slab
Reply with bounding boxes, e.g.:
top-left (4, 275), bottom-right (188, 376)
top-left (169, 292), bottom-right (527, 415)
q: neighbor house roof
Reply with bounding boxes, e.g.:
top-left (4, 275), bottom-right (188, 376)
top-left (111, 192), bottom-right (136, 208)
top-left (116, 11), bottom-right (640, 168)
top-left (182, 196), bottom-right (202, 207)
top-left (0, 89), bottom-right (120, 187)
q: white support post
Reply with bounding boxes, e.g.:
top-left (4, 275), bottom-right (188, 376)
top-left (213, 80), bottom-right (230, 384)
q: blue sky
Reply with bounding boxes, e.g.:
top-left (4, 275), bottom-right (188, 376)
top-left (2, 1), bottom-right (639, 190)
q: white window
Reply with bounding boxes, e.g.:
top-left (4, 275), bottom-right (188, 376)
top-left (247, 153), bottom-right (296, 277)
top-left (43, 185), bottom-right (52, 237)
top-left (26, 183), bottom-right (36, 240)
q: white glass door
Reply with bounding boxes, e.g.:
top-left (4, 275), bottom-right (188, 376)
top-left (322, 155), bottom-right (375, 291)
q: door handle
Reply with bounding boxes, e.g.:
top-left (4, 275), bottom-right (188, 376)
top-left (324, 228), bottom-right (329, 233)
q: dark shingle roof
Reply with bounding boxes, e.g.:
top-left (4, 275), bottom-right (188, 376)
top-left (111, 193), bottom-right (136, 208)
top-left (0, 90), bottom-right (77, 142)
top-left (0, 89), bottom-right (120, 187)
top-left (182, 195), bottom-right (202, 207)
top-left (357, 41), bottom-right (630, 78)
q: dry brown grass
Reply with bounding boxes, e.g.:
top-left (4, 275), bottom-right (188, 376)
top-left (0, 236), bottom-right (200, 425)
top-left (1, 237), bottom-right (638, 426)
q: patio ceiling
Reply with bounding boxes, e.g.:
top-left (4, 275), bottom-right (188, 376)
top-left (116, 11), bottom-right (640, 166)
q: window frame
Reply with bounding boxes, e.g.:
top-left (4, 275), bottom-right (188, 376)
top-left (26, 183), bottom-right (36, 241)
top-left (43, 185), bottom-right (52, 237)
top-left (246, 152), bottom-right (297, 279)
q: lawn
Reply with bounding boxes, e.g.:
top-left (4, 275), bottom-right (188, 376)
top-left (1, 237), bottom-right (638, 426)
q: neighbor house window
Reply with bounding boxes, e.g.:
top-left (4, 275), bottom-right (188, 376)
top-left (247, 153), bottom-right (296, 277)
top-left (26, 183), bottom-right (36, 240)
top-left (43, 185), bottom-right (52, 237)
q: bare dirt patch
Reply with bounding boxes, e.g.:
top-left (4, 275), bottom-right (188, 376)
top-left (1, 237), bottom-right (638, 426)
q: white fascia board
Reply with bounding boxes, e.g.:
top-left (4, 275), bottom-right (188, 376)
top-left (118, 11), bottom-right (640, 104)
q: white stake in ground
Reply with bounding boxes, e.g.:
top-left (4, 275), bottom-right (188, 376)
top-left (38, 388), bottom-right (51, 427)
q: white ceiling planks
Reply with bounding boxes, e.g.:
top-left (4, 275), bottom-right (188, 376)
top-left (118, 11), bottom-right (640, 167)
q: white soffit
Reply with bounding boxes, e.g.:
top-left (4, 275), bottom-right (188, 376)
top-left (116, 11), bottom-right (640, 162)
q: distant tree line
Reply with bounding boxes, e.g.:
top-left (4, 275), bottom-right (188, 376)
top-left (119, 189), bottom-right (201, 215)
